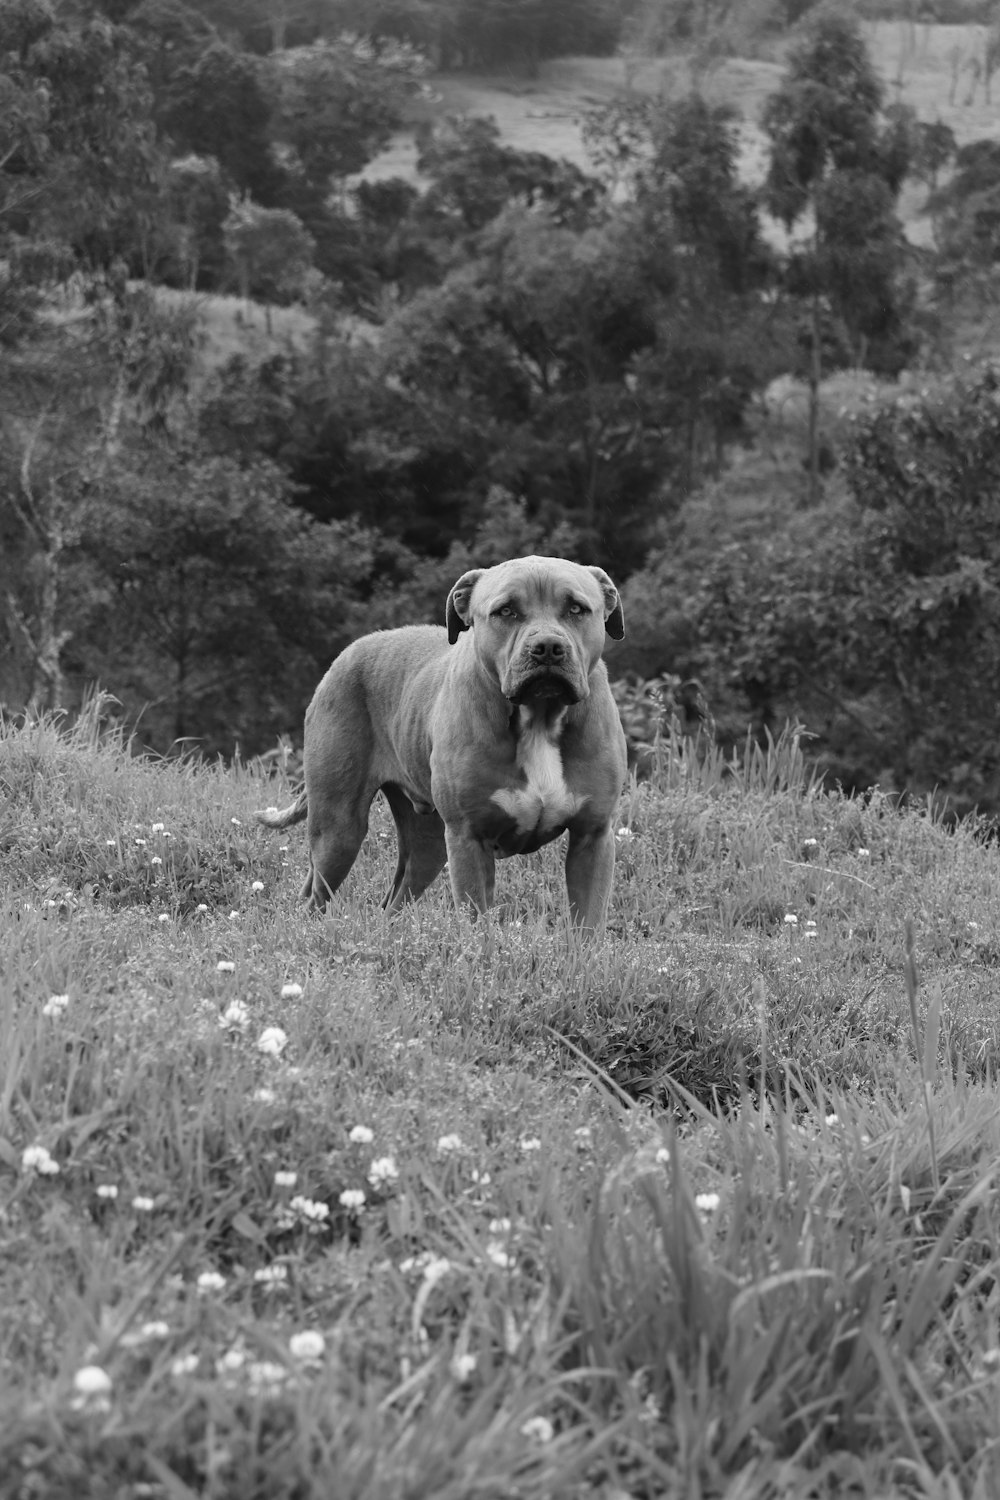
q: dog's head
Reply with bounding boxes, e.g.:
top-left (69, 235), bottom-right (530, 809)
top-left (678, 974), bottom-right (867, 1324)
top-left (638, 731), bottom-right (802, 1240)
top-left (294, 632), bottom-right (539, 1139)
top-left (446, 555), bottom-right (624, 705)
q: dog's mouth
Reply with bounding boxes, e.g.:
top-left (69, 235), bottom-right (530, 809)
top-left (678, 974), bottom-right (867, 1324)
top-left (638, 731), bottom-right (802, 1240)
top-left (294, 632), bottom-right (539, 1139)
top-left (507, 670), bottom-right (582, 708)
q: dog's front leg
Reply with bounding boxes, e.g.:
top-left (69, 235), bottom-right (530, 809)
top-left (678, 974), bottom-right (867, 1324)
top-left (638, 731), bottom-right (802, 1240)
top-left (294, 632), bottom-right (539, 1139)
top-left (444, 826), bottom-right (495, 914)
top-left (565, 824), bottom-right (616, 931)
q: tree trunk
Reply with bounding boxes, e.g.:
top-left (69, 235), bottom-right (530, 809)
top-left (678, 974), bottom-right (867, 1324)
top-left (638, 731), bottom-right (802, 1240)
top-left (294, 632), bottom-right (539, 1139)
top-left (807, 288), bottom-right (822, 507)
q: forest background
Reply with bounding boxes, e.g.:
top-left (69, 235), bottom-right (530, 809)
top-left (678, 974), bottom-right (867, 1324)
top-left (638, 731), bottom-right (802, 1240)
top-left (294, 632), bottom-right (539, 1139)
top-left (4, 0), bottom-right (1000, 815)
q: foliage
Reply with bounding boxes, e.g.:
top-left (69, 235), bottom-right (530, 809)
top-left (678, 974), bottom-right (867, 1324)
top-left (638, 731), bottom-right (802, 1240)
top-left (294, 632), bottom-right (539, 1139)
top-left (223, 195), bottom-right (316, 308)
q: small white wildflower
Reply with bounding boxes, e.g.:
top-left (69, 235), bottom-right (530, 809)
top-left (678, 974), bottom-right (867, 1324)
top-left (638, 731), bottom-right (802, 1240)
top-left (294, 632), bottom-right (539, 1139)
top-left (436, 1133), bottom-right (463, 1153)
top-left (489, 1218), bottom-right (512, 1236)
top-left (42, 993), bottom-right (70, 1017)
top-left (856, 847), bottom-right (871, 858)
top-left (802, 837), bottom-right (818, 848)
top-left (21, 1144), bottom-right (59, 1176)
top-left (655, 1145), bottom-right (671, 1164)
top-left (349, 1124), bottom-right (374, 1144)
top-left (254, 1264), bottom-right (289, 1286)
top-left (470, 1168), bottom-right (491, 1185)
top-left (151, 856), bottom-right (163, 867)
top-left (106, 839), bottom-right (116, 847)
top-left (520, 1136), bottom-right (541, 1153)
top-left (274, 1169), bottom-right (297, 1189)
top-left (616, 826), bottom-right (634, 839)
top-left (485, 1242), bottom-right (514, 1269)
top-left (216, 1347), bottom-right (246, 1373)
top-left (196, 1270), bottom-right (227, 1294)
top-left (196, 903), bottom-right (209, 913)
top-left (254, 1086), bottom-right (277, 1104)
top-left (451, 1352), bottom-right (477, 1383)
top-left (574, 1126), bottom-right (592, 1147)
top-left (251, 880), bottom-right (264, 892)
top-left (368, 1156), bottom-right (399, 1188)
top-left (132, 1195), bottom-right (155, 1212)
top-left (280, 982), bottom-right (304, 999)
top-left (339, 1188), bottom-right (366, 1211)
top-left (257, 1026), bottom-right (288, 1057)
top-left (228, 910), bottom-right (240, 920)
top-left (71, 1365), bottom-right (112, 1410)
top-left (520, 1415), bottom-right (554, 1443)
top-left (247, 1360), bottom-right (288, 1394)
top-left (219, 1000), bottom-right (251, 1033)
top-left (290, 1195), bottom-right (330, 1222)
top-left (695, 1192), bottom-right (721, 1214)
top-left (421, 1256), bottom-right (452, 1285)
top-left (157, 914), bottom-right (170, 924)
top-left (135, 838), bottom-right (147, 847)
top-left (96, 1184), bottom-right (118, 1201)
top-left (783, 914), bottom-right (798, 926)
top-left (171, 1352), bottom-right (200, 1377)
top-left (289, 1330), bottom-right (325, 1363)
top-left (217, 960), bottom-right (236, 973)
top-left (825, 1113), bottom-right (839, 1126)
top-left (231, 817), bottom-right (242, 826)
top-left (139, 1320), bottom-right (170, 1340)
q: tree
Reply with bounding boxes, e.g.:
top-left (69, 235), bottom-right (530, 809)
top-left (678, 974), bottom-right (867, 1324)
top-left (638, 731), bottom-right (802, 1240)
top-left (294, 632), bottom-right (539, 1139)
top-left (223, 196), bottom-right (316, 327)
top-left (81, 449), bottom-right (377, 752)
top-left (762, 11), bottom-right (913, 504)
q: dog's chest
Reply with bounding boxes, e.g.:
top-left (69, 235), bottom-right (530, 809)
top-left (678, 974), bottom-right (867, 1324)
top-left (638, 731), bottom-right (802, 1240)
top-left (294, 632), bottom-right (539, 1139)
top-left (490, 706), bottom-right (585, 838)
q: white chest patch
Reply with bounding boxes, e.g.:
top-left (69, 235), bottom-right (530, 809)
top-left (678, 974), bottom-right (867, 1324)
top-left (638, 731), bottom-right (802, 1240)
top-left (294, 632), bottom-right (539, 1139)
top-left (491, 706), bottom-right (587, 836)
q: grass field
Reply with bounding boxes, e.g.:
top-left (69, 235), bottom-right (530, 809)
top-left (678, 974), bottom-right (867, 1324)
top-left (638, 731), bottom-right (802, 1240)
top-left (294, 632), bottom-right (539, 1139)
top-left (5, 699), bottom-right (1000, 1496)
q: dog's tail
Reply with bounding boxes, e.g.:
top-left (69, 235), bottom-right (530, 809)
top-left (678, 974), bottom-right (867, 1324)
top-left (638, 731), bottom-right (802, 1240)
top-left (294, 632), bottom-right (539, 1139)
top-left (255, 791), bottom-right (308, 829)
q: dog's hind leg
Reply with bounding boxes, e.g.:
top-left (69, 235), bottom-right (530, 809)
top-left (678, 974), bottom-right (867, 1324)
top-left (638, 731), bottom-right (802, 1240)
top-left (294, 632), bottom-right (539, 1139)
top-left (303, 799), bottom-right (372, 910)
top-left (381, 784), bottom-right (447, 912)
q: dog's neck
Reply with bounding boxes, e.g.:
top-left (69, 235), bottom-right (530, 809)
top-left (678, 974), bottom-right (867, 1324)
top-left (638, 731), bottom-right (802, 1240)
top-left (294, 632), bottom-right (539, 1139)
top-left (510, 701), bottom-right (569, 742)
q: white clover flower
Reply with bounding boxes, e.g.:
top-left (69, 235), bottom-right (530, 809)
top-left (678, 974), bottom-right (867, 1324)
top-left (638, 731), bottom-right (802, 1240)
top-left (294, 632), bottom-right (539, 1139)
top-left (488, 1218), bottom-right (512, 1236)
top-left (132, 1195), bottom-right (155, 1212)
top-left (436, 1134), bottom-right (463, 1154)
top-left (217, 960), bottom-right (236, 973)
top-left (655, 1145), bottom-right (670, 1165)
top-left (349, 1124), bottom-right (374, 1144)
top-left (451, 1352), bottom-right (477, 1383)
top-left (616, 826), bottom-right (634, 839)
top-left (574, 1126), bottom-right (592, 1147)
top-left (856, 847), bottom-right (870, 858)
top-left (139, 1320), bottom-right (170, 1340)
top-left (247, 1360), bottom-right (288, 1394)
top-left (281, 982), bottom-right (304, 999)
top-left (254, 1086), bottom-right (276, 1104)
top-left (218, 1000), bottom-right (251, 1033)
top-left (520, 1415), bottom-right (554, 1443)
top-left (254, 1264), bottom-right (289, 1286)
top-left (421, 1256), bottom-right (452, 1285)
top-left (106, 838), bottom-right (116, 847)
top-left (170, 1352), bottom-right (200, 1378)
top-left (151, 856), bottom-right (163, 867)
top-left (339, 1188), bottom-right (366, 1211)
top-left (228, 911), bottom-right (240, 920)
top-left (274, 1169), bottom-right (297, 1189)
top-left (290, 1195), bottom-right (330, 1222)
top-left (157, 913), bottom-right (170, 923)
top-left (825, 1113), bottom-right (839, 1126)
top-left (231, 817), bottom-right (242, 826)
top-left (71, 1365), bottom-right (113, 1411)
top-left (96, 1184), bottom-right (118, 1200)
top-left (485, 1242), bottom-right (514, 1269)
top-left (22, 1144), bottom-right (59, 1176)
top-left (695, 1192), bottom-right (720, 1214)
top-left (196, 903), bottom-right (209, 913)
top-left (251, 880), bottom-right (264, 892)
top-left (196, 1270), bottom-right (227, 1294)
top-left (257, 1026), bottom-right (288, 1057)
top-left (289, 1330), bottom-right (326, 1362)
top-left (216, 1347), bottom-right (246, 1373)
top-left (135, 838), bottom-right (147, 847)
top-left (520, 1137), bottom-right (541, 1153)
top-left (367, 1156), bottom-right (398, 1188)
top-left (783, 914), bottom-right (798, 926)
top-left (802, 837), bottom-right (818, 848)
top-left (151, 822), bottom-right (165, 833)
top-left (42, 993), bottom-right (70, 1017)
top-left (470, 1168), bottom-right (490, 1186)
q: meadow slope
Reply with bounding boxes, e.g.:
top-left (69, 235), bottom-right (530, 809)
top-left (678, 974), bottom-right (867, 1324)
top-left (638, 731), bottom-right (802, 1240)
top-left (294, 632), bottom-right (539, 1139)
top-left (3, 704), bottom-right (1000, 1496)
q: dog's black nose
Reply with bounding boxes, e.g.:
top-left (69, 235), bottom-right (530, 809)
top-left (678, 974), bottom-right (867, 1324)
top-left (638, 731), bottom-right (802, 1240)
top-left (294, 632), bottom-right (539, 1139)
top-left (528, 638), bottom-right (566, 662)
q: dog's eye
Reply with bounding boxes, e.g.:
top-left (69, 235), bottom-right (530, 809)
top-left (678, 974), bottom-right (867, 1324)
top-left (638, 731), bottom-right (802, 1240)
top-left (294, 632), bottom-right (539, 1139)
top-left (496, 604), bottom-right (517, 619)
top-left (566, 602), bottom-right (589, 616)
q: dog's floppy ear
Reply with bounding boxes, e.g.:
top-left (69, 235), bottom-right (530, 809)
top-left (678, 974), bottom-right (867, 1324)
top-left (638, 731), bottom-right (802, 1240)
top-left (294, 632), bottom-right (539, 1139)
top-left (446, 569), bottom-right (484, 644)
top-left (587, 566), bottom-right (625, 640)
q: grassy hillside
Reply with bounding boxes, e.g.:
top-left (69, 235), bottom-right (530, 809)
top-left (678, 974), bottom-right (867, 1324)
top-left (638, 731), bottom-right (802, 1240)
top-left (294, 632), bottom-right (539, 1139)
top-left (3, 701), bottom-right (1000, 1495)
